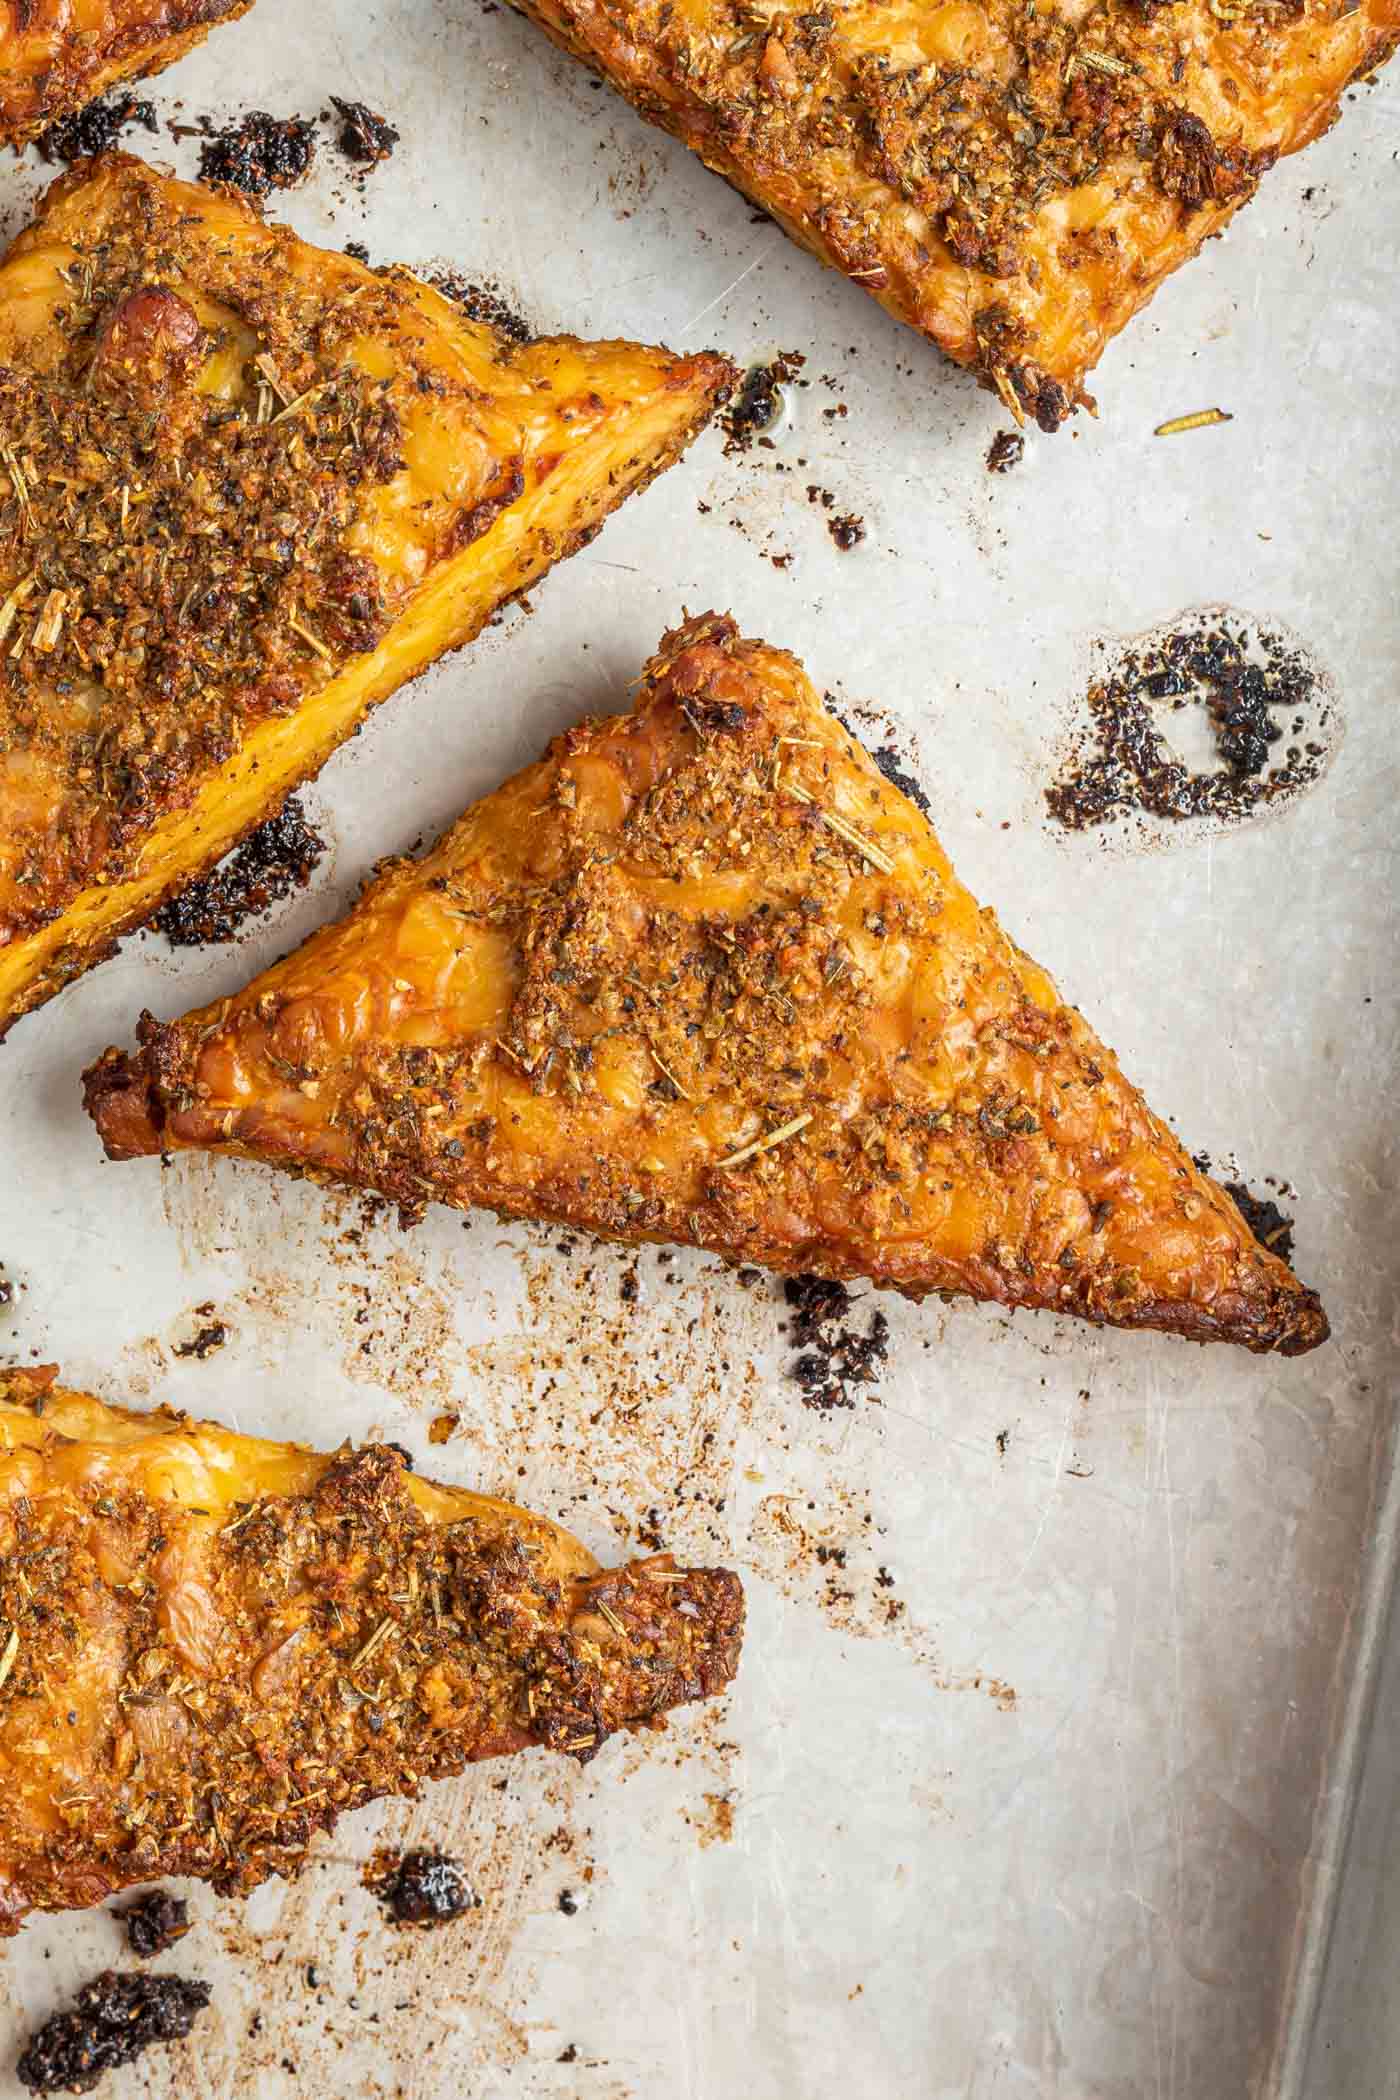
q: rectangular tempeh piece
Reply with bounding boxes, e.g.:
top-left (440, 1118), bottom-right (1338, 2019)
top-left (0, 1365), bottom-right (743, 1931)
top-left (0, 154), bottom-right (733, 1035)
top-left (502, 0), bottom-right (1399, 426)
top-left (86, 612), bottom-right (1328, 1354)
top-left (0, 0), bottom-right (252, 146)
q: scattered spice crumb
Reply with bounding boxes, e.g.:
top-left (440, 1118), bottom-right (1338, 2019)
top-left (986, 430), bottom-right (1025, 474)
top-left (782, 1275), bottom-right (889, 1410)
top-left (828, 512), bottom-right (865, 551)
top-left (38, 91), bottom-right (156, 163)
top-left (698, 1791), bottom-right (735, 1846)
top-left (558, 2044), bottom-right (579, 2063)
top-left (344, 239), bottom-right (372, 265)
top-left (17, 1973), bottom-right (211, 2094)
top-left (425, 270), bottom-right (534, 345)
top-left (1047, 611), bottom-right (1335, 832)
top-left (1224, 1181), bottom-right (1296, 1266)
top-left (1154, 406), bottom-right (1233, 437)
top-left (118, 1891), bottom-right (190, 1960)
top-left (368, 1850), bottom-right (479, 1928)
top-left (427, 1412), bottom-right (459, 1444)
top-left (330, 96), bottom-right (399, 165)
top-left (198, 112), bottom-right (316, 195)
top-left (996, 1429), bottom-right (1010, 1456)
top-left (153, 796), bottom-right (325, 947)
top-left (636, 1507), bottom-right (666, 1550)
top-left (558, 1887), bottom-right (580, 1916)
top-left (720, 352), bottom-right (805, 453)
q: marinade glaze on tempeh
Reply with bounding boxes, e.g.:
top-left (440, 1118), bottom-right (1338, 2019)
top-left (500, 0), bottom-right (1398, 425)
top-left (0, 1367), bottom-right (743, 1931)
top-left (0, 154), bottom-right (733, 1034)
top-left (86, 613), bottom-right (1327, 1354)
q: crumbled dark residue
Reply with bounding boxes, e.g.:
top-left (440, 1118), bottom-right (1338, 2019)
top-left (871, 744), bottom-right (932, 816)
top-left (558, 1887), bottom-right (581, 1915)
top-left (832, 703), bottom-right (933, 818)
top-left (118, 1891), bottom-right (190, 1959)
top-left (17, 1973), bottom-right (210, 2094)
top-left (0, 1267), bottom-right (13, 1314)
top-left (344, 239), bottom-right (372, 265)
top-left (38, 91), bottom-right (156, 163)
top-left (330, 96), bottom-right (399, 165)
top-left (782, 1274), bottom-right (889, 1410)
top-left (828, 512), bottom-right (865, 551)
top-left (370, 1850), bottom-right (479, 1928)
top-left (986, 430), bottom-right (1025, 474)
top-left (1224, 1182), bottom-right (1296, 1267)
top-left (198, 112), bottom-right (316, 195)
top-left (425, 271), bottom-right (534, 345)
top-left (1047, 612), bottom-right (1335, 831)
top-left (174, 1320), bottom-right (228, 1361)
top-left (721, 351), bottom-right (805, 453)
top-left (154, 796), bottom-right (325, 948)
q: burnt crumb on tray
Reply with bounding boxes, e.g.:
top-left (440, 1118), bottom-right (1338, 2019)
top-left (832, 703), bottom-right (933, 818)
top-left (153, 795), bottom-right (325, 948)
top-left (425, 270), bottom-right (534, 345)
top-left (870, 744), bottom-right (931, 816)
top-left (17, 1973), bottom-right (210, 2094)
top-left (368, 1849), bottom-right (480, 1927)
top-left (38, 92), bottom-right (157, 164)
top-left (174, 1320), bottom-right (228, 1360)
top-left (1224, 1181), bottom-right (1296, 1267)
top-left (1047, 611), bottom-right (1335, 832)
top-left (198, 113), bottom-right (316, 195)
top-left (720, 352), bottom-right (805, 453)
top-left (344, 238), bottom-right (372, 265)
top-left (330, 97), bottom-right (399, 165)
top-left (986, 430), bottom-right (1025, 473)
top-left (805, 484), bottom-right (865, 549)
top-left (118, 1890), bottom-right (190, 1959)
top-left (782, 1274), bottom-right (889, 1410)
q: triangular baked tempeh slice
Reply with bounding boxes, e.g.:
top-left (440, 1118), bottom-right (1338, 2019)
top-left (0, 155), bottom-right (733, 1035)
top-left (0, 1365), bottom-right (743, 1931)
top-left (0, 0), bottom-right (253, 147)
top-left (86, 613), bottom-right (1327, 1355)
top-left (500, 0), bottom-right (1398, 428)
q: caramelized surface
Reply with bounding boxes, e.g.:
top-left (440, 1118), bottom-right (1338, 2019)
top-left (0, 0), bottom-right (250, 145)
top-left (87, 613), bottom-right (1326, 1354)
top-left (505, 0), bottom-right (1398, 424)
top-left (0, 1366), bottom-right (742, 1931)
top-left (0, 155), bottom-right (732, 1033)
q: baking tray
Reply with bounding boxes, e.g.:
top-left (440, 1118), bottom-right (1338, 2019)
top-left (1, 4), bottom-right (1397, 2094)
